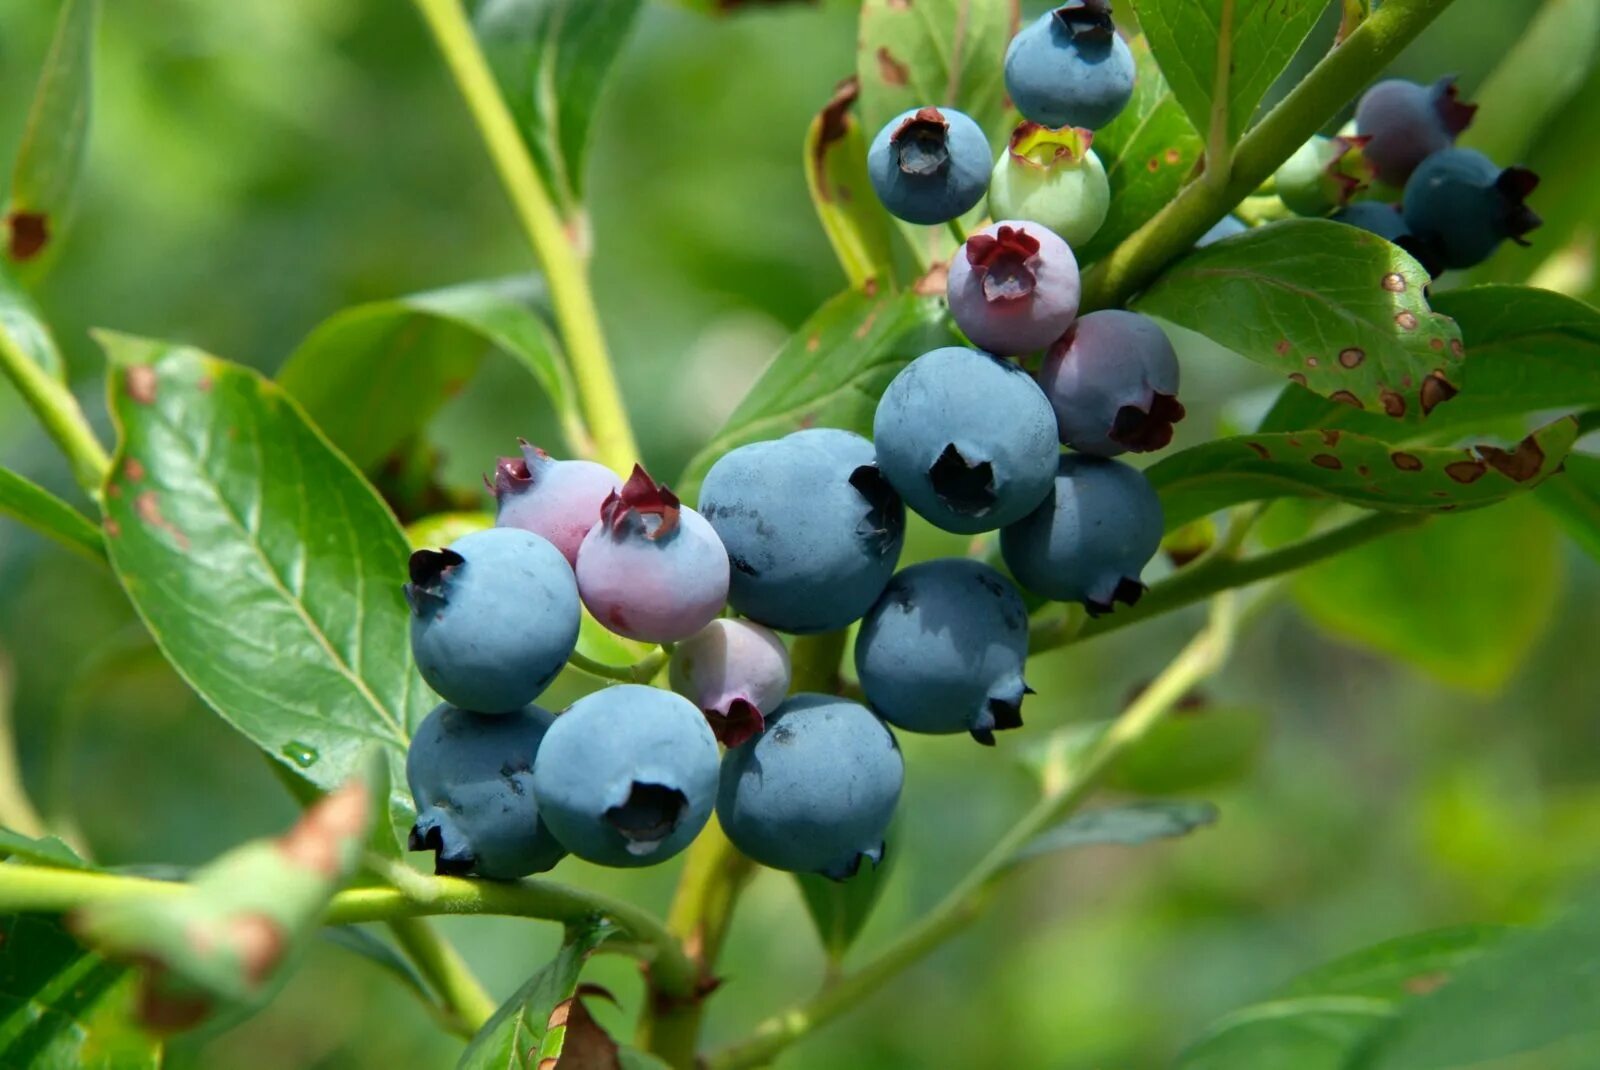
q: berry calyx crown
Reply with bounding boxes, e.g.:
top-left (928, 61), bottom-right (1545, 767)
top-left (486, 439), bottom-right (552, 499)
top-left (1052, 0), bottom-right (1116, 46)
top-left (890, 108), bottom-right (952, 177)
top-left (402, 547), bottom-right (464, 615)
top-left (1006, 122), bottom-right (1095, 171)
top-left (1495, 167), bottom-right (1542, 246)
top-left (965, 225), bottom-right (1042, 304)
top-left (599, 465), bottom-right (682, 541)
top-left (1430, 76), bottom-right (1478, 137)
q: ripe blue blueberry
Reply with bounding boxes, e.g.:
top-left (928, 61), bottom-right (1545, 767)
top-left (1004, 2), bottom-right (1136, 131)
top-left (490, 441), bottom-right (621, 566)
top-left (1355, 77), bottom-right (1476, 187)
top-left (854, 559), bottom-right (1031, 745)
top-left (532, 685), bottom-right (719, 867)
top-left (717, 693), bottom-right (903, 878)
top-left (575, 466), bottom-right (730, 643)
top-left (872, 346), bottom-right (1059, 535)
top-left (669, 618), bottom-right (792, 746)
top-left (987, 123), bottom-right (1109, 247)
top-left (866, 106), bottom-right (992, 225)
top-left (1401, 148), bottom-right (1541, 270)
top-left (1038, 310), bottom-right (1184, 456)
top-left (697, 429), bottom-right (905, 634)
top-left (406, 702), bottom-right (567, 879)
top-left (1331, 201), bottom-right (1443, 275)
top-left (1000, 454), bottom-right (1163, 614)
top-left (947, 221), bottom-right (1081, 356)
top-left (406, 527), bottom-right (580, 713)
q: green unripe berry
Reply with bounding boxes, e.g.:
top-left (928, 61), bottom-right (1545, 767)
top-left (987, 123), bottom-right (1109, 248)
top-left (1275, 135), bottom-right (1373, 217)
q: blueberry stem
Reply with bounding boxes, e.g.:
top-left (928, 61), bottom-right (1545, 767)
top-left (386, 917), bottom-right (496, 1038)
top-left (1081, 0), bottom-right (1458, 311)
top-left (0, 322), bottom-right (110, 499)
top-left (567, 646), bottom-right (671, 684)
top-left (410, 0), bottom-right (638, 473)
top-left (945, 216), bottom-right (969, 247)
top-left (705, 595), bottom-right (1249, 1070)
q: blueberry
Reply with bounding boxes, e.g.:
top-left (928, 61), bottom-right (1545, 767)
top-left (1274, 135), bottom-right (1371, 217)
top-left (406, 702), bottom-right (566, 879)
top-left (1000, 454), bottom-right (1163, 614)
top-left (532, 685), bottom-right (719, 867)
top-left (575, 465), bottom-right (730, 643)
top-left (866, 106), bottom-right (992, 225)
top-left (489, 441), bottom-right (621, 566)
top-left (669, 618), bottom-right (792, 746)
top-left (1332, 200), bottom-right (1413, 243)
top-left (855, 559), bottom-right (1031, 745)
top-left (697, 429), bottom-right (905, 634)
top-left (1195, 216), bottom-right (1247, 248)
top-left (1004, 2), bottom-right (1136, 131)
top-left (1356, 77), bottom-right (1476, 187)
top-left (1401, 148), bottom-right (1541, 270)
top-left (717, 693), bottom-right (903, 878)
top-left (406, 527), bottom-right (580, 713)
top-left (987, 122), bottom-right (1109, 247)
top-left (946, 220), bottom-right (1081, 356)
top-left (1038, 310), bottom-right (1184, 456)
top-left (872, 346), bottom-right (1059, 534)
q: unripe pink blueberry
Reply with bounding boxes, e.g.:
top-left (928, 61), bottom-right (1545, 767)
top-left (947, 220), bottom-right (1080, 356)
top-left (489, 441), bottom-right (622, 566)
top-left (669, 619), bottom-right (792, 746)
top-left (575, 466), bottom-right (730, 644)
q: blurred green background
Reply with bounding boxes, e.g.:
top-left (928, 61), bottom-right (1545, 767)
top-left (2, 0), bottom-right (1599, 1066)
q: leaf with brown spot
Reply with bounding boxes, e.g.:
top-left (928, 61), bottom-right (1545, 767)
top-left (1135, 221), bottom-right (1462, 417)
top-left (804, 78), bottom-right (896, 293)
top-left (1148, 417), bottom-right (1578, 529)
top-left (4, 0), bottom-right (98, 266)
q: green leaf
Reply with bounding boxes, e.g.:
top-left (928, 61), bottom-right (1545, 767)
top-left (99, 333), bottom-right (431, 838)
top-left (1130, 0), bottom-right (1323, 152)
top-left (0, 829), bottom-right (88, 870)
top-left (319, 927), bottom-right (432, 1005)
top-left (1536, 452), bottom-right (1600, 561)
top-left (1293, 498), bottom-right (1561, 694)
top-left (1149, 417), bottom-right (1578, 531)
top-left (805, 78), bottom-right (897, 293)
top-left (618, 1049), bottom-right (674, 1070)
top-left (0, 265), bottom-right (66, 379)
top-left (1014, 800), bottom-right (1217, 864)
top-left (1105, 705), bottom-right (1267, 795)
top-left (1177, 927), bottom-right (1504, 1070)
top-left (677, 288), bottom-right (953, 498)
top-left (1459, 0), bottom-right (1600, 165)
top-left (277, 276), bottom-right (578, 472)
top-left (856, 0), bottom-right (1014, 144)
top-left (4, 0), bottom-right (98, 266)
top-left (0, 465), bottom-right (105, 562)
top-left (1134, 221), bottom-right (1464, 419)
top-left (795, 818), bottom-right (899, 963)
top-left (1350, 891), bottom-right (1600, 1069)
top-left (0, 914), bottom-right (161, 1069)
top-left (458, 920), bottom-right (616, 1070)
top-left (1077, 35), bottom-right (1203, 264)
top-left (476, 0), bottom-right (643, 216)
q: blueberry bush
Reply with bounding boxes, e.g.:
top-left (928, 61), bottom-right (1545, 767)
top-left (2, 1), bottom-right (1600, 1067)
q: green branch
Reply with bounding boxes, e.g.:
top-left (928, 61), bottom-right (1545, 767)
top-left (0, 324), bottom-right (109, 497)
top-left (1081, 0), bottom-right (1458, 311)
top-left (387, 917), bottom-right (496, 1038)
top-left (410, 0), bottom-right (638, 473)
top-left (706, 595), bottom-right (1247, 1070)
top-left (1029, 510), bottom-right (1426, 653)
top-left (0, 864), bottom-right (700, 999)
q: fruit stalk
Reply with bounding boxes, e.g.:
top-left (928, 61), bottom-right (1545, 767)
top-left (705, 594), bottom-right (1248, 1070)
top-left (1081, 0), bottom-right (1458, 310)
top-left (410, 0), bottom-right (639, 473)
top-left (0, 321), bottom-right (109, 497)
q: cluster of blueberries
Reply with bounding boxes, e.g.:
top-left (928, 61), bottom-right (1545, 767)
top-left (1274, 76), bottom-right (1540, 271)
top-left (401, 0), bottom-right (1176, 885)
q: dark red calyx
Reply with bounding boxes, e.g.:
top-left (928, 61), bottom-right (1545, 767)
top-left (966, 225), bottom-right (1042, 303)
top-left (403, 547), bottom-right (463, 614)
top-left (485, 440), bottom-right (551, 497)
top-left (1495, 167), bottom-right (1542, 245)
top-left (892, 107), bottom-right (952, 177)
top-left (1109, 393), bottom-right (1187, 452)
top-left (599, 464), bottom-right (682, 541)
top-left (1085, 576), bottom-right (1146, 618)
top-left (1430, 76), bottom-right (1478, 137)
top-left (709, 699), bottom-right (765, 747)
top-left (1052, 0), bottom-right (1115, 46)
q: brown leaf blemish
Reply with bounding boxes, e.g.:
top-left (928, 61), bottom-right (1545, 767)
top-left (805, 334), bottom-right (820, 353)
top-left (1381, 273), bottom-right (1406, 293)
top-left (853, 307), bottom-right (880, 339)
top-left (1391, 451), bottom-right (1423, 472)
top-left (1395, 311), bottom-right (1419, 330)
top-left (125, 458), bottom-right (146, 482)
top-left (811, 77), bottom-right (860, 204)
top-left (104, 517), bottom-right (121, 537)
top-left (1419, 371), bottom-right (1459, 415)
top-left (1319, 429), bottom-right (1342, 446)
top-left (1274, 339), bottom-right (1291, 356)
top-left (5, 211), bottom-right (48, 261)
top-left (1246, 442), bottom-right (1271, 460)
top-left (1444, 460), bottom-right (1486, 484)
top-left (1288, 373), bottom-right (1308, 386)
top-left (1164, 148), bottom-right (1181, 165)
top-left (226, 914), bottom-right (287, 987)
top-left (1306, 356), bottom-right (1320, 368)
top-left (1338, 347), bottom-right (1365, 368)
top-left (876, 47), bottom-right (909, 87)
top-left (1357, 465), bottom-right (1371, 477)
top-left (1450, 338), bottom-right (1465, 359)
top-left (135, 491), bottom-right (189, 550)
top-left (1380, 388), bottom-right (1407, 417)
top-left (1429, 337), bottom-right (1444, 351)
top-left (277, 778), bottom-right (369, 876)
top-left (1311, 454), bottom-right (1342, 470)
top-left (1478, 436), bottom-right (1546, 483)
top-left (1329, 390), bottom-right (1363, 408)
top-left (126, 366), bottom-right (158, 405)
